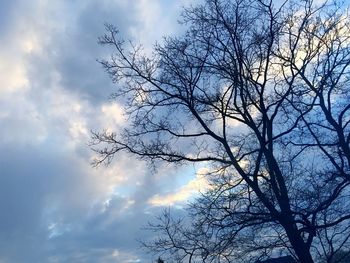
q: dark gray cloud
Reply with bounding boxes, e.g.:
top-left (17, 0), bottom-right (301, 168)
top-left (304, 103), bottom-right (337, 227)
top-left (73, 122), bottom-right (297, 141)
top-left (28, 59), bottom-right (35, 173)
top-left (0, 141), bottom-right (160, 262)
top-left (0, 143), bottom-right (85, 263)
top-left (50, 1), bottom-right (138, 103)
top-left (23, 1), bottom-right (136, 104)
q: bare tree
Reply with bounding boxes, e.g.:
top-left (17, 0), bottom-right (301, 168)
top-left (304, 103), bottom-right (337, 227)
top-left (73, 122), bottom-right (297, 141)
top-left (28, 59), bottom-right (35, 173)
top-left (92, 0), bottom-right (350, 262)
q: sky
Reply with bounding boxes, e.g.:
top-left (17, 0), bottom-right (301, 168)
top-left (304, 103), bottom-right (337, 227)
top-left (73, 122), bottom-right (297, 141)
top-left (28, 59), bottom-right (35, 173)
top-left (0, 0), bottom-right (207, 262)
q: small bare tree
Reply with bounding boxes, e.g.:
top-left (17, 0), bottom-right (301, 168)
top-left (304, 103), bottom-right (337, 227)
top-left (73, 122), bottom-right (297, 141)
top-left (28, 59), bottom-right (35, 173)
top-left (92, 0), bottom-right (350, 262)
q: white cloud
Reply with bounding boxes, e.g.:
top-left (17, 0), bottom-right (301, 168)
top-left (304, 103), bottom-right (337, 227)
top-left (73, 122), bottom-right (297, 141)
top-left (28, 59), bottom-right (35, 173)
top-left (100, 103), bottom-right (126, 131)
top-left (148, 167), bottom-right (210, 206)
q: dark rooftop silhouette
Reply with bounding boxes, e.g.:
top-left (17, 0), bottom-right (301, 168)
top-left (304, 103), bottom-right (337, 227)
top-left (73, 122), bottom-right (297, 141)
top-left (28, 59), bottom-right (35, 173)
top-left (256, 256), bottom-right (296, 263)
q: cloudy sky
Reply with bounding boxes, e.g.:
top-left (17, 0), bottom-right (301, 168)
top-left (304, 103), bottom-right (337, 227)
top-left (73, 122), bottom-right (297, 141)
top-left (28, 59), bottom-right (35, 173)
top-left (0, 0), bottom-right (208, 262)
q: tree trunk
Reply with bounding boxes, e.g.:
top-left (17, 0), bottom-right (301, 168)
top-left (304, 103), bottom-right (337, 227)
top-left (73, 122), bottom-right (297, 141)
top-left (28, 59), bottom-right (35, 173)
top-left (284, 223), bottom-right (314, 263)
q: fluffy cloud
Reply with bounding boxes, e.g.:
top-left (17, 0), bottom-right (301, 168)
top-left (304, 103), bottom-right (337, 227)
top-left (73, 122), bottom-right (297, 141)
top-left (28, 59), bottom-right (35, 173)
top-left (148, 167), bottom-right (211, 207)
top-left (0, 0), bottom-right (199, 262)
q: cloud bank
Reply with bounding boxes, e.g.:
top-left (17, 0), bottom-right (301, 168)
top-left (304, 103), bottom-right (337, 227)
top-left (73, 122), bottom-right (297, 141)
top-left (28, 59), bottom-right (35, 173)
top-left (0, 0), bottom-right (197, 262)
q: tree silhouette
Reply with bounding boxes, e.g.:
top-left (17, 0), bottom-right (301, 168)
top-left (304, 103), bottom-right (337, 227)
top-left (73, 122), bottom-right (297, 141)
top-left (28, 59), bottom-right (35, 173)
top-left (93, 0), bottom-right (350, 262)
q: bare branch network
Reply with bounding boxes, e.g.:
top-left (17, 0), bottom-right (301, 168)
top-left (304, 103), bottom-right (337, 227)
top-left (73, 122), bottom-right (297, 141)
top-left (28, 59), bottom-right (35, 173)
top-left (93, 0), bottom-right (350, 262)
